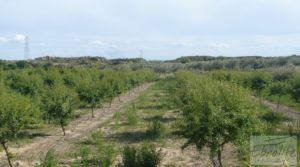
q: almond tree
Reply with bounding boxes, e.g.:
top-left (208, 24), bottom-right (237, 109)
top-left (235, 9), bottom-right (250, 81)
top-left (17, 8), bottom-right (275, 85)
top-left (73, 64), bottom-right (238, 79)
top-left (176, 72), bottom-right (258, 167)
top-left (77, 81), bottom-right (103, 118)
top-left (289, 76), bottom-right (300, 103)
top-left (42, 85), bottom-right (77, 135)
top-left (0, 91), bottom-right (35, 167)
top-left (268, 82), bottom-right (287, 108)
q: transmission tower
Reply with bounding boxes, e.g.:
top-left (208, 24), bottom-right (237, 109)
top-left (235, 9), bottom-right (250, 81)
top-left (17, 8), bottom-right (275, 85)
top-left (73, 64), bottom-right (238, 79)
top-left (140, 49), bottom-right (145, 69)
top-left (140, 49), bottom-right (144, 59)
top-left (24, 36), bottom-right (29, 60)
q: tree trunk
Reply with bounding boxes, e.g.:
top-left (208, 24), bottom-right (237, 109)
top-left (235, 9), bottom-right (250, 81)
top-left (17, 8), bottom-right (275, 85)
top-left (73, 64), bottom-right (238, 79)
top-left (277, 95), bottom-right (281, 109)
top-left (212, 156), bottom-right (222, 167)
top-left (1, 142), bottom-right (13, 167)
top-left (211, 150), bottom-right (222, 167)
top-left (92, 107), bottom-right (94, 118)
top-left (110, 98), bottom-right (113, 107)
top-left (217, 149), bottom-right (223, 167)
top-left (60, 123), bottom-right (66, 136)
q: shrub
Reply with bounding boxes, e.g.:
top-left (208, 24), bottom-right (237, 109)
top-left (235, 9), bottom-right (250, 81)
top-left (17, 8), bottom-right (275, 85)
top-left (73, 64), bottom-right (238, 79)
top-left (36, 150), bottom-right (59, 167)
top-left (146, 119), bottom-right (166, 140)
top-left (261, 111), bottom-right (286, 126)
top-left (73, 131), bottom-right (116, 167)
top-left (119, 143), bottom-right (163, 167)
top-left (126, 108), bottom-right (139, 126)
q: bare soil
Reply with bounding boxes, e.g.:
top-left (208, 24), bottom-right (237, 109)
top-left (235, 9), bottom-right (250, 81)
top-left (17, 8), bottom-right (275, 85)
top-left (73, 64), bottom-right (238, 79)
top-left (251, 96), bottom-right (300, 120)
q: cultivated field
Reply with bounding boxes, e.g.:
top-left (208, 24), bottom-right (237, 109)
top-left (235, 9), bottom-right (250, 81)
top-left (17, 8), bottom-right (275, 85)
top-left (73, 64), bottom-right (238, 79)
top-left (0, 58), bottom-right (299, 167)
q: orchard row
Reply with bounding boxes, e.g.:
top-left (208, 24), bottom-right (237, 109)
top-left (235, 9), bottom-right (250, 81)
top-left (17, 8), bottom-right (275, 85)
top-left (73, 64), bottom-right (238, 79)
top-left (0, 66), bottom-right (156, 167)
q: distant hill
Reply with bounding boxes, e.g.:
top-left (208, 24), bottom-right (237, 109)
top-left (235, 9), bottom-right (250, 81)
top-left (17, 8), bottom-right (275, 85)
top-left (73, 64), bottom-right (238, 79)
top-left (165, 55), bottom-right (222, 63)
top-left (31, 56), bottom-right (146, 66)
top-left (1, 55), bottom-right (300, 71)
top-left (165, 55), bottom-right (290, 63)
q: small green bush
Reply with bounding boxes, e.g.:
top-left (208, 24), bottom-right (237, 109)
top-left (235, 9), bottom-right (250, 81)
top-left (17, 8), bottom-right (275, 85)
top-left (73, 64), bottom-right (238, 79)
top-left (146, 120), bottom-right (166, 140)
top-left (73, 131), bottom-right (116, 167)
top-left (119, 143), bottom-right (163, 167)
top-left (36, 150), bottom-right (59, 167)
top-left (261, 111), bottom-right (286, 125)
top-left (126, 108), bottom-right (139, 126)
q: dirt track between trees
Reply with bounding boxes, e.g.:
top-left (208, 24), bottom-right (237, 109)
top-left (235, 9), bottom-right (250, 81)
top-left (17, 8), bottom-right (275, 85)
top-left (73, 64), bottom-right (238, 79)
top-left (0, 83), bottom-right (152, 167)
top-left (251, 96), bottom-right (300, 120)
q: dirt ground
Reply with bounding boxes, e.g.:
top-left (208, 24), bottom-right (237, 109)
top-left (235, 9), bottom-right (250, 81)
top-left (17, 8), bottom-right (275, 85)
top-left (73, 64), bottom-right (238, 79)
top-left (251, 96), bottom-right (300, 120)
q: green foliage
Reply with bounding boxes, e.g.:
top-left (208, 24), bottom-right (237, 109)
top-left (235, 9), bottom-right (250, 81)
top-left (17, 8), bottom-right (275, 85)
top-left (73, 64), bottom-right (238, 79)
top-left (249, 72), bottom-right (270, 95)
top-left (146, 119), bottom-right (166, 140)
top-left (41, 85), bottom-right (77, 135)
top-left (78, 147), bottom-right (91, 167)
top-left (0, 90), bottom-right (36, 167)
top-left (209, 70), bottom-right (300, 110)
top-left (119, 143), bottom-right (163, 167)
top-left (73, 131), bottom-right (116, 167)
top-left (16, 60), bottom-right (30, 69)
top-left (269, 82), bottom-right (287, 97)
top-left (6, 70), bottom-right (43, 96)
top-left (268, 82), bottom-right (288, 107)
top-left (0, 66), bottom-right (155, 132)
top-left (0, 91), bottom-right (35, 143)
top-left (174, 70), bottom-right (260, 166)
top-left (125, 107), bottom-right (139, 126)
top-left (0, 65), bottom-right (155, 165)
top-left (77, 80), bottom-right (103, 117)
top-left (289, 75), bottom-right (300, 102)
top-left (36, 150), bottom-right (59, 167)
top-left (261, 111), bottom-right (286, 126)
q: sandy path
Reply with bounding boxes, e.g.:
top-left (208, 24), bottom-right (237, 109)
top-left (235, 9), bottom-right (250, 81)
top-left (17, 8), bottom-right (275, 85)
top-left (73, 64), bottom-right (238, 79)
top-left (251, 96), bottom-right (300, 120)
top-left (0, 83), bottom-right (152, 167)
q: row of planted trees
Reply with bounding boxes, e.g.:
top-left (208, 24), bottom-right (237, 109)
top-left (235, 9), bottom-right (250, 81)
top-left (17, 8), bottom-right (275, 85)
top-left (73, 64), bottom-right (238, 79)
top-left (0, 66), bottom-right (156, 167)
top-left (209, 69), bottom-right (300, 109)
top-left (172, 70), bottom-right (261, 167)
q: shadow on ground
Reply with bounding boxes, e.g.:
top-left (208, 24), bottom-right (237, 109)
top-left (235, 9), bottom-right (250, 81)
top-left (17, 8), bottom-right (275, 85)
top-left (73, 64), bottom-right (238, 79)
top-left (17, 131), bottom-right (50, 139)
top-left (107, 131), bottom-right (147, 144)
top-left (143, 116), bottom-right (177, 123)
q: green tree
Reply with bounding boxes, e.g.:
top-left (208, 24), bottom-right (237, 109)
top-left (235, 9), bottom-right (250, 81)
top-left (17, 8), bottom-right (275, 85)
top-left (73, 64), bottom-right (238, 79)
top-left (42, 85), bottom-right (77, 135)
top-left (249, 73), bottom-right (269, 96)
top-left (77, 81), bottom-right (103, 118)
top-left (7, 71), bottom-right (43, 97)
top-left (36, 150), bottom-right (59, 167)
top-left (112, 79), bottom-right (123, 102)
top-left (176, 72), bottom-right (258, 167)
top-left (289, 76), bottom-right (300, 102)
top-left (268, 82), bottom-right (287, 108)
top-left (0, 91), bottom-right (34, 167)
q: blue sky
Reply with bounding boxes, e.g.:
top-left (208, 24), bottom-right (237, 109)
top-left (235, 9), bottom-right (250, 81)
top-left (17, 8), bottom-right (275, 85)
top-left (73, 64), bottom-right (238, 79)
top-left (0, 0), bottom-right (300, 60)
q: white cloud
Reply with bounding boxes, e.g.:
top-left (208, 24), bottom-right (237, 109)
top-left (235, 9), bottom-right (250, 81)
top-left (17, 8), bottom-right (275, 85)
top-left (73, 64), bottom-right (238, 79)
top-left (15, 34), bottom-right (26, 42)
top-left (0, 37), bottom-right (8, 43)
top-left (91, 40), bottom-right (105, 46)
top-left (39, 42), bottom-right (52, 47)
top-left (167, 42), bottom-right (187, 48)
top-left (209, 43), bottom-right (229, 50)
